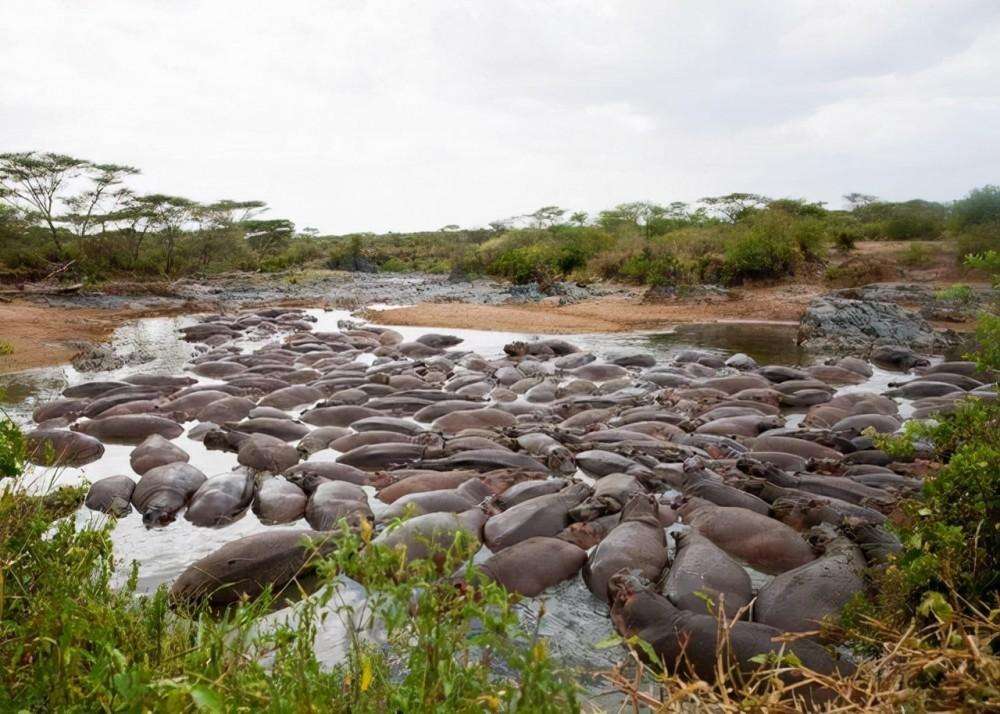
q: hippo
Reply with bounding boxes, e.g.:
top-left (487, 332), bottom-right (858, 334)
top-left (474, 537), bottom-right (588, 597)
top-left (305, 480), bottom-right (373, 531)
top-left (678, 497), bottom-right (815, 575)
top-left (84, 475), bottom-right (136, 517)
top-left (131, 463), bottom-right (207, 528)
top-left (750, 435), bottom-right (842, 461)
top-left (432, 408), bottom-right (518, 433)
top-left (371, 509), bottom-right (488, 568)
top-left (185, 472), bottom-right (256, 527)
top-left (378, 479), bottom-right (491, 522)
top-left (572, 363), bottom-right (629, 382)
top-left (190, 361), bottom-right (247, 379)
top-left (170, 529), bottom-right (339, 609)
top-left (769, 494), bottom-right (886, 531)
top-left (25, 428), bottom-right (105, 466)
top-left (284, 461), bottom-right (369, 492)
top-left (415, 333), bottom-right (463, 348)
top-left (663, 530), bottom-right (753, 620)
top-left (257, 385), bottom-right (323, 410)
top-left (73, 415), bottom-right (183, 445)
top-left (125, 374), bottom-right (197, 389)
top-left (574, 450), bottom-right (653, 480)
top-left (568, 473), bottom-right (645, 522)
top-left (744, 451), bottom-right (807, 472)
top-left (514, 433), bottom-right (577, 475)
top-left (496, 478), bottom-right (569, 509)
top-left (156, 390), bottom-right (232, 420)
top-left (608, 572), bottom-right (851, 705)
top-left (870, 345), bottom-right (929, 370)
top-left (417, 449), bottom-right (550, 474)
top-left (413, 400), bottom-right (487, 423)
top-left (843, 520), bottom-right (902, 567)
top-left (737, 459), bottom-right (895, 509)
top-left (336, 443), bottom-right (426, 471)
top-left (695, 415), bottom-right (784, 438)
top-left (237, 434), bottom-right (300, 473)
top-left (806, 365), bottom-right (867, 385)
top-left (196, 397), bottom-right (256, 424)
top-left (33, 398), bottom-right (89, 423)
top-left (375, 470), bottom-right (480, 503)
top-left (63, 381), bottom-right (129, 399)
top-left (484, 483), bottom-right (591, 551)
top-left (583, 494), bottom-right (668, 603)
top-left (296, 426), bottom-right (351, 456)
top-left (886, 381), bottom-right (963, 399)
top-left (681, 470), bottom-right (771, 516)
top-left (229, 418), bottom-right (310, 442)
top-left (830, 414), bottom-right (901, 436)
top-left (330, 430), bottom-right (415, 452)
top-left (755, 526), bottom-right (867, 638)
top-left (130, 434), bottom-right (190, 475)
top-left (557, 515), bottom-right (619, 549)
top-left (253, 477), bottom-right (308, 524)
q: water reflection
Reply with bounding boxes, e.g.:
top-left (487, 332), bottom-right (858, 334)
top-left (644, 322), bottom-right (807, 365)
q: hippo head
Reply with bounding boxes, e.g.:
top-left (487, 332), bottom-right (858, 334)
top-left (807, 522), bottom-right (841, 552)
top-left (557, 520), bottom-right (607, 550)
top-left (770, 497), bottom-right (809, 529)
top-left (546, 446), bottom-right (577, 476)
top-left (567, 497), bottom-right (606, 523)
top-left (608, 569), bottom-right (654, 632)
top-left (142, 507), bottom-right (176, 529)
top-left (411, 431), bottom-right (446, 450)
top-left (619, 493), bottom-right (659, 525)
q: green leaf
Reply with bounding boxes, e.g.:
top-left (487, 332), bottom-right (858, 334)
top-left (593, 634), bottom-right (623, 650)
top-left (190, 685), bottom-right (224, 713)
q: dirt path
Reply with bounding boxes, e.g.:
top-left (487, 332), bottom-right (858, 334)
top-left (364, 283), bottom-right (819, 333)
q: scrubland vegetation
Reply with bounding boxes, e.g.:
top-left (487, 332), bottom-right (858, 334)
top-left (2, 151), bottom-right (998, 288)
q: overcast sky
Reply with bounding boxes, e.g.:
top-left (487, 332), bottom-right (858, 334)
top-left (3, 1), bottom-right (1000, 233)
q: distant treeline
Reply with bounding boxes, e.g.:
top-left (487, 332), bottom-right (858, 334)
top-left (1, 151), bottom-right (997, 285)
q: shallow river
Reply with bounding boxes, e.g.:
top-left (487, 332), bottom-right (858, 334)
top-left (0, 309), bottom-right (929, 693)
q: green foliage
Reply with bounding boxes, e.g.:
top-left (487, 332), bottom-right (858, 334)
top-left (950, 185), bottom-right (1000, 231)
top-left (956, 223), bottom-right (1000, 264)
top-left (898, 242), bottom-right (934, 267)
top-left (0, 340), bottom-right (12, 356)
top-left (853, 199), bottom-right (946, 240)
top-left (721, 215), bottom-right (798, 284)
top-left (935, 284), bottom-right (977, 311)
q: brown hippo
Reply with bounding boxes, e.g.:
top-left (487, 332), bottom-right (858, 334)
top-left (130, 434), bottom-right (190, 475)
top-left (132, 463), bottom-right (207, 528)
top-left (663, 530), bottom-right (752, 620)
top-left (583, 494), bottom-right (668, 603)
top-left (375, 470), bottom-right (480, 503)
top-left (296, 426), bottom-right (351, 456)
top-left (258, 385), bottom-right (324, 410)
top-left (284, 461), bottom-right (369, 492)
top-left (557, 515), bottom-right (619, 549)
top-left (496, 478), bottom-right (569, 509)
top-left (196, 397), bottom-right (256, 424)
top-left (568, 473), bottom-right (645, 522)
top-left (25, 428), bottom-right (105, 467)
top-left (417, 449), bottom-right (550, 474)
top-left (678, 497), bottom-right (815, 575)
top-left (609, 572), bottom-right (851, 706)
top-left (84, 475), bottom-right (136, 517)
top-left (751, 435), bottom-right (843, 461)
top-left (336, 443), bottom-right (427, 471)
top-left (252, 477), bottom-right (308, 524)
top-left (305, 480), bottom-right (373, 531)
top-left (484, 483), bottom-right (591, 551)
top-left (185, 472), bottom-right (255, 528)
top-left (755, 526), bottom-right (867, 638)
top-left (229, 418), bottom-right (310, 442)
top-left (378, 479), bottom-right (492, 523)
top-left (300, 405), bottom-right (379, 427)
top-left (237, 434), bottom-right (300, 474)
top-left (170, 529), bottom-right (339, 609)
top-left (371, 509), bottom-right (488, 568)
top-left (474, 537), bottom-right (587, 597)
top-left (33, 398), bottom-right (89, 423)
top-left (73, 415), bottom-right (183, 445)
top-left (432, 408), bottom-right (518, 433)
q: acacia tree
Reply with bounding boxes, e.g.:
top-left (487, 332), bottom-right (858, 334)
top-left (570, 211), bottom-right (588, 226)
top-left (0, 151), bottom-right (90, 252)
top-left (61, 163), bottom-right (140, 240)
top-left (140, 194), bottom-right (197, 274)
top-left (699, 193), bottom-right (771, 222)
top-left (527, 205), bottom-right (565, 229)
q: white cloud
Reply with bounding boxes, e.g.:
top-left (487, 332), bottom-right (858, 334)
top-left (1, 0), bottom-right (998, 232)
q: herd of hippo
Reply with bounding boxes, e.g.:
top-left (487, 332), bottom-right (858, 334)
top-left (22, 307), bottom-right (997, 701)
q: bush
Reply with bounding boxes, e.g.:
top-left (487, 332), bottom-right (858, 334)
top-left (824, 256), bottom-right (896, 287)
top-left (956, 222), bottom-right (1000, 264)
top-left (898, 242), bottom-right (934, 267)
top-left (721, 216), bottom-right (798, 284)
top-left (950, 184), bottom-right (1000, 231)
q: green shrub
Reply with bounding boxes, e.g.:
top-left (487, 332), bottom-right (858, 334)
top-left (791, 217), bottom-right (827, 261)
top-left (824, 256), bottom-right (896, 287)
top-left (956, 223), bottom-right (1000, 264)
top-left (950, 184), bottom-right (1000, 231)
top-left (721, 216), bottom-right (798, 284)
top-left (898, 242), bottom-right (934, 267)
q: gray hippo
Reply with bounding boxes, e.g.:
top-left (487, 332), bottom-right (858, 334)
top-left (609, 572), bottom-right (851, 706)
top-left (583, 494), bottom-right (668, 603)
top-left (84, 475), bottom-right (136, 517)
top-left (484, 483), bottom-right (591, 551)
top-left (678, 497), bottom-right (815, 575)
top-left (73, 415), bottom-right (183, 445)
top-left (371, 509), bottom-right (488, 568)
top-left (170, 529), bottom-right (339, 609)
top-left (284, 461), bottom-right (369, 492)
top-left (568, 473), bottom-right (645, 522)
top-left (252, 477), bottom-right (308, 524)
top-left (237, 434), bottom-right (300, 474)
top-left (497, 478), bottom-right (569, 510)
top-left (185, 472), bottom-right (256, 528)
top-left (662, 530), bottom-right (752, 620)
top-left (378, 479), bottom-right (491, 523)
top-left (474, 537), bottom-right (587, 597)
top-left (755, 525), bottom-right (867, 639)
top-left (305, 481), bottom-right (373, 531)
top-left (25, 428), bottom-right (104, 467)
top-left (130, 434), bottom-right (190, 475)
top-left (375, 470), bottom-right (481, 503)
top-left (132, 462), bottom-right (207, 528)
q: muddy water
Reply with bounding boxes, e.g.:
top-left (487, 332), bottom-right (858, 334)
top-left (1, 311), bottom-right (927, 680)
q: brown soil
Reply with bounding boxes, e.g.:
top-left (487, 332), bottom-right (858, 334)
top-left (364, 283), bottom-right (818, 334)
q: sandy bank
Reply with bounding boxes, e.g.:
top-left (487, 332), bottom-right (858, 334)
top-left (364, 284), bottom-right (819, 334)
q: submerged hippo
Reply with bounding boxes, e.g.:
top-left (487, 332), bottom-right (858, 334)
top-left (237, 434), bottom-right (300, 473)
top-left (678, 497), bottom-right (815, 575)
top-left (84, 474), bottom-right (136, 517)
top-left (609, 572), bottom-right (851, 705)
top-left (378, 479), bottom-right (491, 522)
top-left (583, 494), bottom-right (668, 603)
top-left (662, 530), bottom-right (752, 620)
top-left (474, 537), bottom-right (587, 597)
top-left (170, 529), bottom-right (339, 609)
top-left (253, 477), bottom-right (308, 524)
top-left (755, 526), bottom-right (866, 638)
top-left (568, 473), bottom-right (645, 522)
top-left (184, 472), bottom-right (256, 528)
top-left (371, 509), bottom-right (488, 567)
top-left (305, 480), bottom-right (373, 531)
top-left (130, 434), bottom-right (190, 475)
top-left (73, 414), bottom-right (183, 445)
top-left (484, 483), bottom-right (591, 551)
top-left (284, 461), bottom-right (369, 492)
top-left (375, 470), bottom-right (481, 503)
top-left (132, 462), bottom-right (207, 528)
top-left (25, 428), bottom-right (104, 467)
